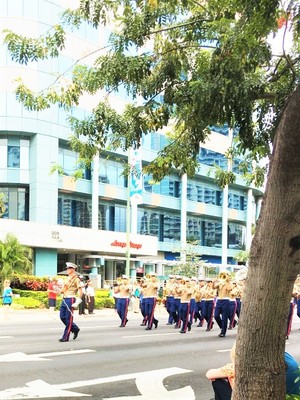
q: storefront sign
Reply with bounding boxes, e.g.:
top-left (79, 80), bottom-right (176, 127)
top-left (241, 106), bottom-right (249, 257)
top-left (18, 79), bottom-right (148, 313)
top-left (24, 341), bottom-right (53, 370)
top-left (111, 240), bottom-right (142, 249)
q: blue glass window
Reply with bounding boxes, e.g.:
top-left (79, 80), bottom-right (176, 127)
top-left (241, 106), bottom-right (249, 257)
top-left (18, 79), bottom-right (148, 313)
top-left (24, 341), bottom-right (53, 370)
top-left (199, 148), bottom-right (228, 170)
top-left (144, 175), bottom-right (180, 197)
top-left (187, 218), bottom-right (201, 242)
top-left (7, 146), bottom-right (20, 168)
top-left (162, 214), bottom-right (181, 242)
top-left (203, 220), bottom-right (222, 247)
top-left (98, 203), bottom-right (110, 230)
top-left (58, 195), bottom-right (91, 228)
top-left (138, 210), bottom-right (160, 236)
top-left (228, 223), bottom-right (246, 250)
top-left (114, 205), bottom-right (126, 232)
top-left (0, 187), bottom-right (28, 220)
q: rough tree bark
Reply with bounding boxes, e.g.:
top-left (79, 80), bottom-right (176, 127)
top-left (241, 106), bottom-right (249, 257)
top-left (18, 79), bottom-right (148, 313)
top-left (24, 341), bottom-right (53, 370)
top-left (233, 85), bottom-right (300, 399)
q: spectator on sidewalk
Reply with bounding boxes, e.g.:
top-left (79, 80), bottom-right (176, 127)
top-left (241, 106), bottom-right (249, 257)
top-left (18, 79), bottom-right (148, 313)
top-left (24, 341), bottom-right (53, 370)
top-left (2, 279), bottom-right (13, 320)
top-left (47, 277), bottom-right (59, 316)
top-left (86, 280), bottom-right (95, 314)
top-left (78, 275), bottom-right (87, 315)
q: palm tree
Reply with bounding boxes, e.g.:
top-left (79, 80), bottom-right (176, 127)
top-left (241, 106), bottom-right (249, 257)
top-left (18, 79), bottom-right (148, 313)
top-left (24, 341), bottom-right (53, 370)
top-left (0, 233), bottom-right (33, 285)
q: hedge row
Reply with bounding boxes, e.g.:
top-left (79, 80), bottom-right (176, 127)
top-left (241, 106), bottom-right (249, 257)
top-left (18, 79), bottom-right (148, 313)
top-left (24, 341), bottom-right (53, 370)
top-left (7, 289), bottom-right (114, 310)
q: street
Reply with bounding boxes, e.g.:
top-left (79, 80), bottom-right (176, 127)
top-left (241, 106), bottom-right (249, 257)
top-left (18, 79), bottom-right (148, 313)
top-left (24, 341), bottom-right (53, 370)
top-left (0, 307), bottom-right (299, 399)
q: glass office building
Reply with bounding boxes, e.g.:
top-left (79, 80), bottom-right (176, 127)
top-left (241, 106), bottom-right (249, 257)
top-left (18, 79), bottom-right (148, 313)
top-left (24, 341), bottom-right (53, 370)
top-left (0, 0), bottom-right (263, 283)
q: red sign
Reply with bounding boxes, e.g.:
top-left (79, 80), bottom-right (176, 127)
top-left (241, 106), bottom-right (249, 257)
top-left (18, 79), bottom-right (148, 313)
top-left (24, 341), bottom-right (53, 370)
top-left (111, 240), bottom-right (142, 249)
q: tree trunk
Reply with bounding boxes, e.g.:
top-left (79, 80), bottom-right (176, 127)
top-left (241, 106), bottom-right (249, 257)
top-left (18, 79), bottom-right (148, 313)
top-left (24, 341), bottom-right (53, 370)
top-left (233, 85), bottom-right (300, 399)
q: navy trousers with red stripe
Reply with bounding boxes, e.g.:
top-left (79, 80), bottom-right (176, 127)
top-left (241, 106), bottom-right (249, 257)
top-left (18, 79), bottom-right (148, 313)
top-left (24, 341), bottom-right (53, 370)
top-left (60, 297), bottom-right (79, 341)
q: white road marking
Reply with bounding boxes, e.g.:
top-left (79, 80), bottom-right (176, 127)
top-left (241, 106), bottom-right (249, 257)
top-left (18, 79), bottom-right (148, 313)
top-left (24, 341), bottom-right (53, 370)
top-left (35, 349), bottom-right (95, 357)
top-left (217, 349), bottom-right (232, 353)
top-left (0, 367), bottom-right (195, 399)
top-left (0, 336), bottom-right (13, 339)
top-left (0, 349), bottom-right (95, 362)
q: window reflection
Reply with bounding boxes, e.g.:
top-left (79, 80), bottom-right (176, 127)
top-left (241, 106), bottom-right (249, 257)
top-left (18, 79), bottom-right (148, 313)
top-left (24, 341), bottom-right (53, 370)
top-left (58, 195), bottom-right (91, 228)
top-left (144, 175), bottom-right (180, 197)
top-left (0, 187), bottom-right (28, 220)
top-left (199, 148), bottom-right (228, 170)
top-left (7, 146), bottom-right (20, 168)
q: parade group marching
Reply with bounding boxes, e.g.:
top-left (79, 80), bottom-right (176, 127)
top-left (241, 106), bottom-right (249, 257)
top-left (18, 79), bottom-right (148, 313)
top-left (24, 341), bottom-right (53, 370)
top-left (113, 270), bottom-right (246, 336)
top-left (35, 261), bottom-right (300, 342)
top-left (113, 269), bottom-right (300, 339)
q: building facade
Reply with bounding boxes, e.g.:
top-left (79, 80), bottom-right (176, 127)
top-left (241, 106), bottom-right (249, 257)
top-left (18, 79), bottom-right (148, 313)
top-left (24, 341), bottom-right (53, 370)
top-left (0, 0), bottom-right (263, 284)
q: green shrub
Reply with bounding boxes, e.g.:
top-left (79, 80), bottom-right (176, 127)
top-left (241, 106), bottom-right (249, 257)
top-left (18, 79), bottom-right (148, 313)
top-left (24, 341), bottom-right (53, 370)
top-left (95, 297), bottom-right (114, 309)
top-left (10, 288), bottom-right (114, 309)
top-left (95, 289), bottom-right (110, 298)
top-left (12, 297), bottom-right (42, 309)
top-left (13, 289), bottom-right (48, 307)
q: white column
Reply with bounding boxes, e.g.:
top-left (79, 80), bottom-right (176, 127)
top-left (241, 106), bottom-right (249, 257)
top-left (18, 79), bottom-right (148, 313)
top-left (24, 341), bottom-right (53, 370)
top-left (246, 188), bottom-right (253, 250)
top-left (91, 153), bottom-right (99, 230)
top-left (221, 184), bottom-right (229, 265)
top-left (180, 173), bottom-right (187, 262)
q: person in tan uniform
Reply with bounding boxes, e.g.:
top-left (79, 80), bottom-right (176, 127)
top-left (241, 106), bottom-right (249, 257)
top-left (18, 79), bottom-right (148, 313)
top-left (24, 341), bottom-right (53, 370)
top-left (59, 262), bottom-right (82, 342)
top-left (213, 272), bottom-right (233, 337)
top-left (202, 278), bottom-right (217, 331)
top-left (178, 277), bottom-right (194, 333)
top-left (165, 274), bottom-right (176, 325)
top-left (228, 282), bottom-right (239, 330)
top-left (141, 272), bottom-right (159, 330)
top-left (172, 276), bottom-right (183, 328)
top-left (114, 275), bottom-right (131, 327)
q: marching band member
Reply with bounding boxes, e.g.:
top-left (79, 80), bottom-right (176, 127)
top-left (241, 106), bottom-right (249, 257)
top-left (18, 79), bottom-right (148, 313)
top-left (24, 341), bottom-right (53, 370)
top-left (59, 262), bottom-right (82, 342)
top-left (172, 276), bottom-right (183, 329)
top-left (228, 281), bottom-right (238, 330)
top-left (189, 277), bottom-right (198, 326)
top-left (139, 278), bottom-right (147, 326)
top-left (213, 272), bottom-right (233, 337)
top-left (165, 274), bottom-right (176, 325)
top-left (114, 275), bottom-right (131, 327)
top-left (197, 278), bottom-right (207, 327)
top-left (141, 272), bottom-right (159, 330)
top-left (203, 278), bottom-right (217, 331)
top-left (178, 277), bottom-right (194, 333)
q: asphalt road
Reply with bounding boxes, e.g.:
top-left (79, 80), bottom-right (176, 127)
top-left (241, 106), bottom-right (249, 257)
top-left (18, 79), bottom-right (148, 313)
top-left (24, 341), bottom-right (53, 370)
top-left (0, 307), bottom-right (299, 400)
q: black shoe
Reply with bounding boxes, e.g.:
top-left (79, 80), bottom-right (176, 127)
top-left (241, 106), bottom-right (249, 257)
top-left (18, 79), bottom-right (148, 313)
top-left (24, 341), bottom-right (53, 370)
top-left (73, 329), bottom-right (80, 340)
top-left (145, 327), bottom-right (152, 330)
top-left (206, 328), bottom-right (211, 331)
top-left (228, 326), bottom-right (232, 330)
top-left (218, 333), bottom-right (225, 337)
top-left (179, 330), bottom-right (186, 334)
top-left (187, 322), bottom-right (191, 332)
top-left (119, 324), bottom-right (125, 327)
top-left (286, 335), bottom-right (289, 340)
top-left (59, 338), bottom-right (69, 342)
top-left (154, 320), bottom-right (158, 329)
top-left (125, 318), bottom-right (128, 326)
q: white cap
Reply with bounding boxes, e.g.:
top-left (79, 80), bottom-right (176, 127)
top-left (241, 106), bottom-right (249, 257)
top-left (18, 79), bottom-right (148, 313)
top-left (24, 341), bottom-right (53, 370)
top-left (66, 262), bottom-right (77, 269)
